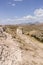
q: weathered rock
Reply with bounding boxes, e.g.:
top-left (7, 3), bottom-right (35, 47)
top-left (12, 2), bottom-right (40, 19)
top-left (0, 27), bottom-right (7, 39)
top-left (16, 27), bottom-right (23, 35)
top-left (0, 27), bottom-right (43, 65)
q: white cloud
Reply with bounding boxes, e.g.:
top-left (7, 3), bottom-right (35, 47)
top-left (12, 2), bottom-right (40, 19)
top-left (21, 8), bottom-right (43, 23)
top-left (1, 8), bottom-right (43, 24)
top-left (8, 0), bottom-right (23, 7)
top-left (8, 2), bottom-right (15, 7)
top-left (12, 3), bottom-right (15, 6)
top-left (34, 8), bottom-right (43, 17)
top-left (14, 0), bottom-right (23, 2)
top-left (23, 15), bottom-right (36, 20)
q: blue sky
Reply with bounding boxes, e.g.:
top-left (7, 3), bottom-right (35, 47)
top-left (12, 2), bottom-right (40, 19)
top-left (0, 0), bottom-right (43, 24)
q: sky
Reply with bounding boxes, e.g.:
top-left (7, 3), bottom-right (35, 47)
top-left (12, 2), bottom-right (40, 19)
top-left (0, 0), bottom-right (43, 24)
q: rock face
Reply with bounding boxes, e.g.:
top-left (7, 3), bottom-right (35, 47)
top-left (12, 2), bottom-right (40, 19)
top-left (0, 28), bottom-right (22, 65)
top-left (16, 28), bottom-right (43, 65)
top-left (0, 27), bottom-right (3, 37)
top-left (0, 27), bottom-right (7, 40)
top-left (0, 43), bottom-right (22, 65)
top-left (0, 27), bottom-right (43, 65)
top-left (0, 27), bottom-right (3, 33)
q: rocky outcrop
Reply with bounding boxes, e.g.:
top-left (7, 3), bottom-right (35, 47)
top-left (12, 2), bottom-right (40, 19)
top-left (0, 27), bottom-right (21, 65)
top-left (16, 28), bottom-right (43, 65)
top-left (0, 43), bottom-right (22, 65)
top-left (0, 27), bottom-right (43, 65)
top-left (0, 27), bottom-right (7, 39)
top-left (0, 28), bottom-right (22, 65)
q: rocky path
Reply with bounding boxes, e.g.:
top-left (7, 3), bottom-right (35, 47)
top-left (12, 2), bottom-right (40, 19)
top-left (0, 30), bottom-right (43, 65)
top-left (0, 32), bottom-right (22, 65)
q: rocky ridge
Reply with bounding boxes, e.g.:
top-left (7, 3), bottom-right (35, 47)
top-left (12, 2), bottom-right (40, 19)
top-left (0, 27), bottom-right (43, 65)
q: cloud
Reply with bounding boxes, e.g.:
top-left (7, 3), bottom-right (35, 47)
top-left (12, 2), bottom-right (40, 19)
top-left (14, 0), bottom-right (23, 2)
top-left (8, 2), bottom-right (15, 7)
top-left (0, 8), bottom-right (43, 24)
top-left (34, 8), bottom-right (43, 17)
top-left (11, 3), bottom-right (15, 6)
top-left (23, 15), bottom-right (36, 20)
top-left (8, 0), bottom-right (23, 7)
top-left (21, 8), bottom-right (43, 23)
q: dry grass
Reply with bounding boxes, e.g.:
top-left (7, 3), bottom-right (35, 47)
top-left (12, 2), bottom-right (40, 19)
top-left (21, 24), bottom-right (43, 42)
top-left (2, 23), bottom-right (43, 42)
top-left (3, 25), bottom-right (18, 38)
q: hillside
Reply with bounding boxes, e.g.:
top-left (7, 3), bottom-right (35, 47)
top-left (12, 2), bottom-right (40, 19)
top-left (0, 23), bottom-right (43, 65)
top-left (2, 23), bottom-right (43, 42)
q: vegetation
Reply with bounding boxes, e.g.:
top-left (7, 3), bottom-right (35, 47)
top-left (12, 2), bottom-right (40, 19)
top-left (21, 24), bottom-right (43, 42)
top-left (3, 25), bottom-right (18, 38)
top-left (2, 23), bottom-right (43, 42)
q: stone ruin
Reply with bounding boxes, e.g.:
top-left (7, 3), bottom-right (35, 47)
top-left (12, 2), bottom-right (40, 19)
top-left (16, 27), bottom-right (23, 36)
